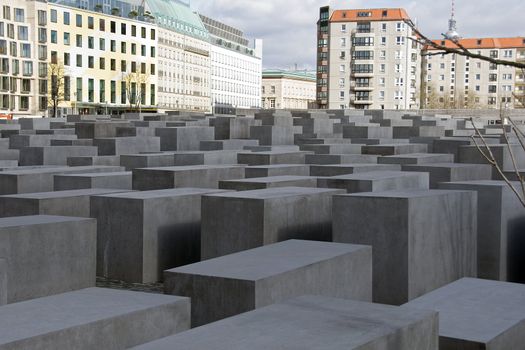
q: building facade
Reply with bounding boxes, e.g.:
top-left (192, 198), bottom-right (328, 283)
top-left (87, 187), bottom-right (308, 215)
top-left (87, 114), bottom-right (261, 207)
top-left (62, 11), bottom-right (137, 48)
top-left (262, 70), bottom-right (316, 110)
top-left (423, 37), bottom-right (525, 110)
top-left (316, 7), bottom-right (421, 110)
top-left (47, 1), bottom-right (158, 115)
top-left (147, 0), bottom-right (211, 113)
top-left (0, 0), bottom-right (48, 116)
top-left (200, 14), bottom-right (262, 114)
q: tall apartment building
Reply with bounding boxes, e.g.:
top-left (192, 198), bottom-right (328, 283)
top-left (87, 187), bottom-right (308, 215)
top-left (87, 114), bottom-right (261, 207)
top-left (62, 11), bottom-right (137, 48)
top-left (262, 70), bottom-right (316, 110)
top-left (47, 1), bottom-right (158, 115)
top-left (147, 0), bottom-right (211, 113)
top-left (422, 37), bottom-right (525, 109)
top-left (200, 14), bottom-right (262, 114)
top-left (0, 0), bottom-right (48, 116)
top-left (316, 7), bottom-right (421, 110)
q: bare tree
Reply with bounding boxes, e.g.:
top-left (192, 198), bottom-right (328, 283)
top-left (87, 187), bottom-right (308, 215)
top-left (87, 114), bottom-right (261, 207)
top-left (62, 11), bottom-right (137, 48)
top-left (47, 61), bottom-right (66, 118)
top-left (122, 70), bottom-right (150, 112)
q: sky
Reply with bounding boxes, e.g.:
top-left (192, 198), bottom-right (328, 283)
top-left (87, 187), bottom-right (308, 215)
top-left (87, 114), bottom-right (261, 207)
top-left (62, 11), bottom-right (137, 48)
top-left (190, 0), bottom-right (524, 70)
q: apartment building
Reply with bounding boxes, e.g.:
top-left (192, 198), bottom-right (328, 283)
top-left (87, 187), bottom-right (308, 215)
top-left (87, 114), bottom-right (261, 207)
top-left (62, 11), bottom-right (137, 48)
top-left (200, 14), bottom-right (262, 114)
top-left (262, 70), bottom-right (316, 110)
top-left (0, 0), bottom-right (48, 116)
top-left (423, 37), bottom-right (525, 109)
top-left (47, 1), bottom-right (157, 115)
top-left (147, 0), bottom-right (211, 113)
top-left (316, 7), bottom-right (421, 110)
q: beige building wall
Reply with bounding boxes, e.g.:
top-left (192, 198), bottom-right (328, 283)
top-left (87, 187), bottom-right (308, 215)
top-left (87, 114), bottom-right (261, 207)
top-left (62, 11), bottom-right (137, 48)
top-left (0, 0), bottom-right (47, 116)
top-left (262, 72), bottom-right (316, 110)
top-left (48, 3), bottom-right (157, 115)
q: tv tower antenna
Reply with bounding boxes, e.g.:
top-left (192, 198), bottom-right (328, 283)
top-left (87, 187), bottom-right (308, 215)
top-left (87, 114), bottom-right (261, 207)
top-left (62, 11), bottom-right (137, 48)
top-left (445, 0), bottom-right (460, 41)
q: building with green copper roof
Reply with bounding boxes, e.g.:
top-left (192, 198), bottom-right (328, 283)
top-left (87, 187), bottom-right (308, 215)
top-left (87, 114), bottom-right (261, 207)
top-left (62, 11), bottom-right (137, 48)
top-left (262, 70), bottom-right (316, 82)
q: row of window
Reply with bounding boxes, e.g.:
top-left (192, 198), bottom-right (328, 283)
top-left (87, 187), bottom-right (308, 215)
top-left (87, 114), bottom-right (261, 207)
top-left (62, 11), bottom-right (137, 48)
top-left (0, 57), bottom-right (33, 76)
top-left (2, 6), bottom-right (25, 23)
top-left (50, 51), bottom-right (156, 74)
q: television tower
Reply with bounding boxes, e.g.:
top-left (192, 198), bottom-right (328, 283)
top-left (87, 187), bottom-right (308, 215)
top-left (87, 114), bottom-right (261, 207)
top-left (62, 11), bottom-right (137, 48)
top-left (445, 0), bottom-right (460, 41)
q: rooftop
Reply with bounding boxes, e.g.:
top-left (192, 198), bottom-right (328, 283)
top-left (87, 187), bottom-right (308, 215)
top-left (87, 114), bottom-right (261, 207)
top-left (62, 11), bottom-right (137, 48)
top-left (330, 8), bottom-right (411, 22)
top-left (263, 70), bottom-right (316, 82)
top-left (427, 37), bottom-right (525, 50)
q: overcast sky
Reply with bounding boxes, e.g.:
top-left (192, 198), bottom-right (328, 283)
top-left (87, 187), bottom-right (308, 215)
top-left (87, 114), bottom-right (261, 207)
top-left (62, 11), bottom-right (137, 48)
top-left (190, 0), bottom-right (524, 70)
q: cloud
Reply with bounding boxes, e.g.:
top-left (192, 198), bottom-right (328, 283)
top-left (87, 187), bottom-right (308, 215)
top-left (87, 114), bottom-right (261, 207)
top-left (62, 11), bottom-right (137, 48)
top-left (190, 0), bottom-right (525, 70)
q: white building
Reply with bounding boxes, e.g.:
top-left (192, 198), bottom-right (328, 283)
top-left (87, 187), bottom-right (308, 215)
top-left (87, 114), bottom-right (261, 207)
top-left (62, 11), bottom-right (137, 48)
top-left (262, 70), bottom-right (316, 110)
top-left (200, 14), bottom-right (262, 114)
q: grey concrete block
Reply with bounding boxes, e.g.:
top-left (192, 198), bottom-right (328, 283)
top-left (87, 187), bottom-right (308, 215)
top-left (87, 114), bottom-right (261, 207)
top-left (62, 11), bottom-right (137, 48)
top-left (67, 155), bottom-right (121, 167)
top-left (305, 154), bottom-right (378, 165)
top-left (214, 116), bottom-right (261, 140)
top-left (438, 180), bottom-right (525, 282)
top-left (310, 163), bottom-right (401, 176)
top-left (120, 153), bottom-right (175, 171)
top-left (132, 165), bottom-right (246, 190)
top-left (342, 125), bottom-right (393, 139)
top-left (20, 146), bottom-right (98, 166)
top-left (0, 287), bottom-right (190, 349)
top-left (53, 172), bottom-right (132, 190)
top-left (93, 137), bottom-right (160, 156)
top-left (378, 153), bottom-right (454, 165)
top-left (249, 126), bottom-right (294, 146)
top-left (75, 121), bottom-right (130, 139)
top-left (91, 188), bottom-right (226, 283)
top-left (405, 278), bottom-right (525, 350)
top-left (402, 163), bottom-right (492, 188)
top-left (362, 143), bottom-right (428, 156)
top-left (201, 187), bottom-right (344, 259)
top-left (237, 151), bottom-right (310, 166)
top-left (245, 164), bottom-right (310, 178)
top-left (333, 190), bottom-right (477, 305)
top-left (9, 134), bottom-right (78, 149)
top-left (133, 295), bottom-right (438, 350)
top-left (0, 215), bottom-right (96, 304)
top-left (173, 151), bottom-right (239, 166)
top-left (219, 175), bottom-right (317, 191)
top-left (165, 240), bottom-right (372, 326)
top-left (200, 139), bottom-right (258, 151)
top-left (156, 127), bottom-right (215, 151)
top-left (318, 171), bottom-right (429, 193)
top-left (0, 188), bottom-right (130, 218)
top-left (299, 143), bottom-right (363, 155)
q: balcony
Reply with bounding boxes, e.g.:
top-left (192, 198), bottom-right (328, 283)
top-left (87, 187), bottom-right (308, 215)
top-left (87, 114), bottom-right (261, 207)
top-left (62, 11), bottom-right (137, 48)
top-left (352, 28), bottom-right (375, 34)
top-left (351, 71), bottom-right (374, 78)
top-left (350, 81), bottom-right (374, 91)
top-left (350, 95), bottom-right (373, 104)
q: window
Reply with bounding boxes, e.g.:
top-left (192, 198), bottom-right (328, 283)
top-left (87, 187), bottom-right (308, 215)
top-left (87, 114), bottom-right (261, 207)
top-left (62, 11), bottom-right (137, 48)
top-left (38, 10), bottom-right (46, 26)
top-left (2, 5), bottom-right (10, 20)
top-left (352, 50), bottom-right (373, 60)
top-left (141, 45), bottom-right (146, 56)
top-left (76, 14), bottom-right (82, 27)
top-left (131, 25), bottom-right (136, 36)
top-left (37, 28), bottom-right (47, 44)
top-left (37, 45), bottom-right (45, 60)
top-left (490, 50), bottom-right (498, 58)
top-left (64, 32), bottom-right (70, 45)
top-left (141, 27), bottom-right (146, 38)
top-left (351, 64), bottom-right (373, 73)
top-left (340, 38), bottom-right (346, 47)
top-left (63, 76), bottom-right (70, 101)
top-left (76, 34), bottom-right (82, 47)
top-left (121, 23), bottom-right (126, 35)
top-left (110, 81), bottom-right (116, 103)
top-left (88, 78), bottom-right (94, 102)
top-left (99, 57), bottom-right (105, 70)
top-left (64, 52), bottom-right (70, 66)
top-left (379, 77), bottom-right (385, 86)
top-left (99, 19), bottom-right (105, 31)
top-left (271, 85), bottom-right (275, 93)
top-left (110, 21), bottom-right (116, 33)
top-left (395, 77), bottom-right (404, 86)
top-left (121, 42), bottom-right (126, 53)
top-left (381, 23), bottom-right (387, 31)
top-left (150, 64), bottom-right (155, 75)
top-left (131, 43), bottom-right (136, 55)
top-left (88, 16), bottom-right (93, 29)
top-left (396, 22), bottom-right (405, 31)
top-left (50, 30), bottom-right (57, 44)
top-left (339, 78), bottom-right (345, 88)
top-left (0, 40), bottom-right (6, 55)
top-left (395, 64), bottom-right (402, 73)
top-left (100, 79), bottom-right (105, 103)
top-left (488, 85), bottom-right (497, 93)
top-left (121, 81), bottom-right (126, 104)
top-left (381, 37), bottom-right (386, 45)
top-left (22, 61), bottom-right (32, 76)
top-left (99, 38), bottom-right (105, 50)
top-left (21, 78), bottom-right (30, 92)
top-left (503, 50), bottom-right (513, 58)
top-left (20, 96), bottom-right (29, 110)
top-left (440, 74), bottom-right (445, 81)
top-left (88, 56), bottom-right (94, 69)
top-left (110, 59), bottom-right (115, 70)
top-left (341, 24), bottom-right (346, 32)
top-left (379, 50), bottom-right (386, 59)
top-left (150, 84), bottom-right (155, 105)
top-left (50, 9), bottom-right (57, 23)
top-left (339, 91), bottom-right (345, 99)
top-left (352, 37), bottom-right (374, 46)
top-left (76, 54), bottom-right (82, 67)
top-left (20, 43), bottom-right (30, 58)
top-left (396, 36), bottom-right (405, 45)
top-left (380, 64), bottom-right (386, 73)
top-left (151, 29), bottom-right (155, 40)
top-left (121, 60), bottom-right (126, 72)
top-left (18, 26), bottom-right (28, 40)
top-left (131, 61), bottom-right (136, 73)
top-left (88, 36), bottom-right (94, 49)
top-left (64, 12), bottom-right (70, 25)
top-left (141, 62), bottom-right (146, 74)
top-left (489, 73), bottom-right (497, 82)
top-left (150, 47), bottom-right (155, 57)
top-left (76, 77), bottom-right (82, 101)
top-left (14, 8), bottom-right (24, 22)
top-left (339, 64), bottom-right (345, 72)
top-left (110, 40), bottom-right (116, 52)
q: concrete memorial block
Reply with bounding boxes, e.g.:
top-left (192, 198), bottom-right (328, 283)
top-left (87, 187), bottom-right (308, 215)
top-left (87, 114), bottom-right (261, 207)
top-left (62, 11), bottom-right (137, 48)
top-left (19, 146), bottom-right (99, 166)
top-left (342, 125), bottom-right (393, 139)
top-left (74, 121), bottom-right (130, 139)
top-left (0, 188), bottom-right (129, 218)
top-left (132, 165), bottom-right (245, 190)
top-left (254, 111), bottom-right (293, 127)
top-left (310, 163), bottom-right (401, 176)
top-left (201, 187), bottom-right (344, 259)
top-left (438, 180), bottom-right (525, 282)
top-left (120, 153), bottom-right (175, 171)
top-left (134, 295), bottom-right (438, 350)
top-left (299, 143), bottom-right (363, 155)
top-left (244, 164), bottom-right (310, 178)
top-left (378, 153), bottom-right (454, 165)
top-left (172, 151), bottom-right (239, 166)
top-left (165, 240), bottom-right (372, 326)
top-left (402, 163), bottom-right (492, 188)
top-left (91, 188), bottom-right (226, 283)
top-left (362, 143), bottom-right (428, 156)
top-left (293, 116), bottom-right (335, 135)
top-left (0, 166), bottom-right (124, 195)
top-left (0, 161), bottom-right (17, 169)
top-left (405, 278), bottom-right (525, 350)
top-left (0, 215), bottom-right (96, 304)
top-left (200, 139), bottom-right (258, 151)
top-left (18, 118), bottom-right (52, 130)
top-left (237, 151), bottom-right (310, 166)
top-left (50, 139), bottom-right (93, 146)
top-left (318, 171), bottom-right (429, 193)
top-left (243, 145), bottom-right (300, 152)
top-left (0, 148), bottom-right (19, 161)
top-left (93, 137), bottom-right (160, 156)
top-left (219, 175), bottom-right (317, 191)
top-left (333, 190), bottom-right (477, 305)
top-left (0, 288), bottom-right (190, 349)
top-left (214, 116), bottom-right (261, 140)
top-left (9, 134), bottom-right (78, 149)
top-left (67, 155), bottom-right (121, 167)
top-left (393, 126), bottom-right (445, 138)
top-left (458, 144), bottom-right (525, 172)
top-left (155, 127), bottom-right (215, 151)
top-left (305, 154), bottom-right (378, 165)
top-left (54, 172), bottom-right (132, 190)
top-left (431, 137), bottom-right (500, 161)
top-left (249, 125), bottom-right (294, 146)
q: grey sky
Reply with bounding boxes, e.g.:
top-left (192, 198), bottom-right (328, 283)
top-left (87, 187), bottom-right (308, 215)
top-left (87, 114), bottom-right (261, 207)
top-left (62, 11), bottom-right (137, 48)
top-left (190, 0), bottom-right (524, 70)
